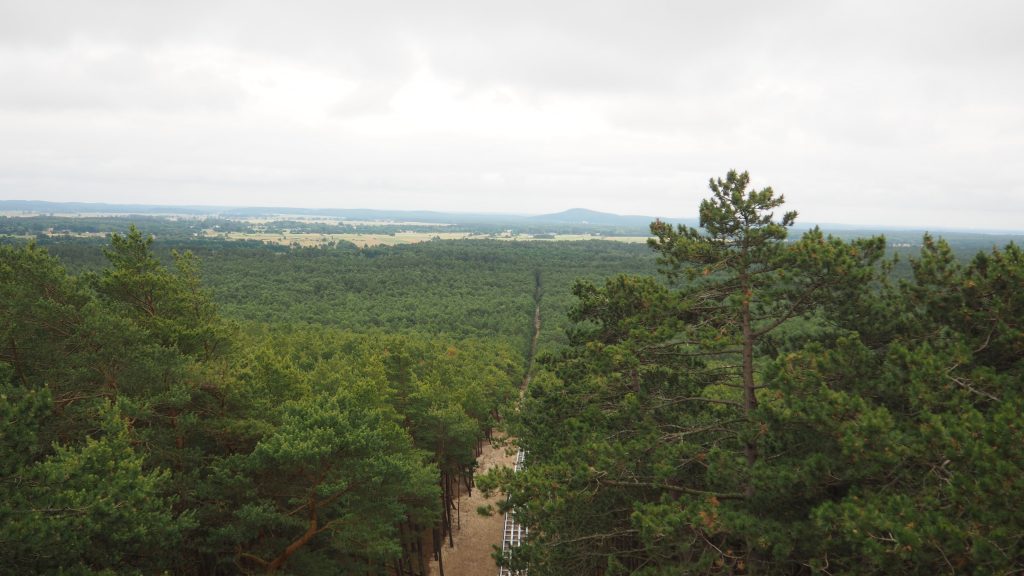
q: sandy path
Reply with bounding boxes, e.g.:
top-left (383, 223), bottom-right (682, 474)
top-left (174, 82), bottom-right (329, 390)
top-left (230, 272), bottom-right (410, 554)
top-left (429, 440), bottom-right (517, 576)
top-left (429, 289), bottom-right (537, 575)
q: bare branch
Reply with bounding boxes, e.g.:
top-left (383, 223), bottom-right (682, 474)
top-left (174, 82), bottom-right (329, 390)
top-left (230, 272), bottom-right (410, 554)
top-left (596, 478), bottom-right (745, 500)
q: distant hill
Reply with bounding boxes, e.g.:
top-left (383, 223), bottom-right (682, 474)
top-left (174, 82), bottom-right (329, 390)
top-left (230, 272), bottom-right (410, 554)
top-left (529, 208), bottom-right (666, 227)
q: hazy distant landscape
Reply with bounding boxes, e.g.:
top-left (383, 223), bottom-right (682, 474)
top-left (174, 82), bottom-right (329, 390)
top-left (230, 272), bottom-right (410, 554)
top-left (4, 198), bottom-right (1021, 240)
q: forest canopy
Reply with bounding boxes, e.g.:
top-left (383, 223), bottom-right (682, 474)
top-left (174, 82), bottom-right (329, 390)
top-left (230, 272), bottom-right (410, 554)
top-left (0, 227), bottom-right (523, 574)
top-left (2, 172), bottom-right (1022, 574)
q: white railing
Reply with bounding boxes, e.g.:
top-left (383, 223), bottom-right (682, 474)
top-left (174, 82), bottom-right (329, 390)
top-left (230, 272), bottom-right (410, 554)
top-left (498, 449), bottom-right (527, 576)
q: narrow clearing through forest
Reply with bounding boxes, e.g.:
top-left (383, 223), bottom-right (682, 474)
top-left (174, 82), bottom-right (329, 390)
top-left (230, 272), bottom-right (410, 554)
top-left (429, 272), bottom-right (541, 576)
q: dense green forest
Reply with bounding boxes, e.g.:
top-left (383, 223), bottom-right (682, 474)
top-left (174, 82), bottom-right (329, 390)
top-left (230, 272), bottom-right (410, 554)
top-left (1, 229), bottom-right (527, 574)
top-left (0, 224), bottom-right (656, 574)
top-left (29, 235), bottom-right (658, 354)
top-left (2, 176), bottom-right (1022, 574)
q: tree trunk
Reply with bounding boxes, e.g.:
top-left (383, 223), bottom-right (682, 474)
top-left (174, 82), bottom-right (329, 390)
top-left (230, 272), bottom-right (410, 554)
top-left (266, 498), bottom-right (318, 574)
top-left (741, 276), bottom-right (760, 575)
top-left (741, 291), bottom-right (758, 478)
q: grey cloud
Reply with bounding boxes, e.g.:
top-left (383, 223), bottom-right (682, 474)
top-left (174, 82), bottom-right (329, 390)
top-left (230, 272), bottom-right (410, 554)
top-left (0, 45), bottom-right (244, 112)
top-left (1, 0), bottom-right (1023, 229)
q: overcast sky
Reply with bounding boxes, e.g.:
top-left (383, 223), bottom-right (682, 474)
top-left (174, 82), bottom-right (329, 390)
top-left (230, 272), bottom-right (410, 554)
top-left (1, 1), bottom-right (1022, 230)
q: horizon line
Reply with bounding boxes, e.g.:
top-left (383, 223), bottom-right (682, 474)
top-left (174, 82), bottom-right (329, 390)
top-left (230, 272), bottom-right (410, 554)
top-left (1, 198), bottom-right (1022, 236)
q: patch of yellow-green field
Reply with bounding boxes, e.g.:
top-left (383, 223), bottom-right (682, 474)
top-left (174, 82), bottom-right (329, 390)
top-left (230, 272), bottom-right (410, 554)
top-left (0, 230), bottom-right (114, 240)
top-left (204, 230), bottom-right (652, 247)
top-left (45, 231), bottom-right (109, 239)
top-left (490, 234), bottom-right (650, 243)
top-left (210, 230), bottom-right (472, 247)
top-left (238, 217), bottom-right (449, 227)
top-left (547, 235), bottom-right (650, 243)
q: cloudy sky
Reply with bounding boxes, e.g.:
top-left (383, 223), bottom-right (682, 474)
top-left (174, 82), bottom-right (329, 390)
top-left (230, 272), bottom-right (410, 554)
top-left (1, 1), bottom-right (1022, 230)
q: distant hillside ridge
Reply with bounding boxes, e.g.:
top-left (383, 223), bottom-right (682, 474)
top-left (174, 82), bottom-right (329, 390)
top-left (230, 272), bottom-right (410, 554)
top-left (528, 208), bottom-right (681, 227)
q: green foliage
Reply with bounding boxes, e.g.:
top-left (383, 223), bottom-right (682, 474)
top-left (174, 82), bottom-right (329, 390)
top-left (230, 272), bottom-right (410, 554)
top-left (7, 196), bottom-right (1019, 574)
top-left (760, 235), bottom-right (1024, 574)
top-left (1, 233), bottom-right (523, 574)
top-left (228, 388), bottom-right (438, 573)
top-left (94, 225), bottom-right (232, 360)
top-left (498, 172), bottom-right (1022, 575)
top-left (0, 390), bottom-right (189, 574)
top-left (189, 239), bottom-right (655, 356)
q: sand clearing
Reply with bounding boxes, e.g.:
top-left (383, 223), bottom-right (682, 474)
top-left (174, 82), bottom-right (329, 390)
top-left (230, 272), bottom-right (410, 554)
top-left (430, 440), bottom-right (517, 576)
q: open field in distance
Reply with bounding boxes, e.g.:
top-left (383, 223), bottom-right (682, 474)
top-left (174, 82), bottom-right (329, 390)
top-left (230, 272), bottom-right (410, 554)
top-left (207, 230), bottom-right (651, 247)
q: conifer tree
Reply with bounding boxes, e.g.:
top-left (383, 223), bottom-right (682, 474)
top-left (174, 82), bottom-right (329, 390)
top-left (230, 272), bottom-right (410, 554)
top-left (501, 171), bottom-right (885, 574)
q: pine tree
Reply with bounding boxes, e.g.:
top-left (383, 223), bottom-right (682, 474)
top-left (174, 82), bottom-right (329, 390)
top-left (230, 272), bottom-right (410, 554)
top-left (501, 171), bottom-right (885, 574)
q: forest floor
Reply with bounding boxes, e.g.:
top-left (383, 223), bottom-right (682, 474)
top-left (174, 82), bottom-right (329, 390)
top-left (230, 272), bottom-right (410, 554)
top-left (429, 438), bottom-right (517, 576)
